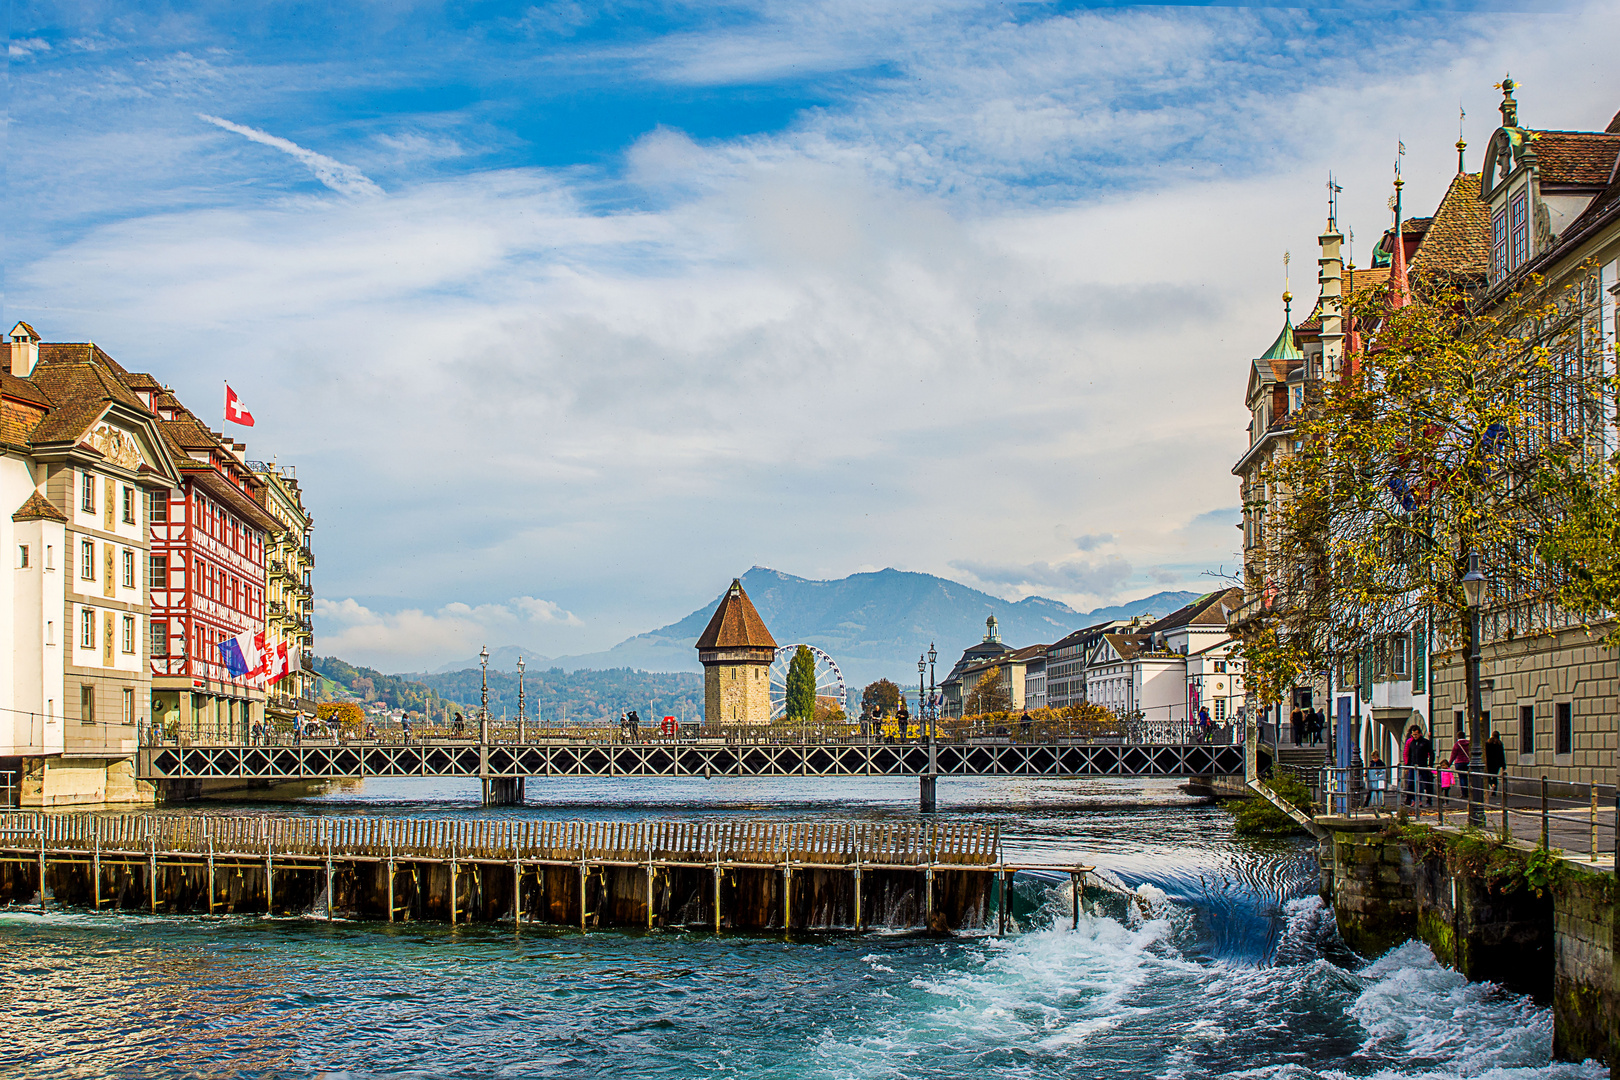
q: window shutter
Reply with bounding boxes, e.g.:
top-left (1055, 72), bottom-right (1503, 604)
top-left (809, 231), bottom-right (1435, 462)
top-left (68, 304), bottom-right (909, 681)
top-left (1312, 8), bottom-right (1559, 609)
top-left (1411, 626), bottom-right (1426, 694)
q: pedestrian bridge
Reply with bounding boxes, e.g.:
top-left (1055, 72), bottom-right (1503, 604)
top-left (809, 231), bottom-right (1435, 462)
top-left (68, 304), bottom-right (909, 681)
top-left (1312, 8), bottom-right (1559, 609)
top-left (138, 733), bottom-right (1242, 785)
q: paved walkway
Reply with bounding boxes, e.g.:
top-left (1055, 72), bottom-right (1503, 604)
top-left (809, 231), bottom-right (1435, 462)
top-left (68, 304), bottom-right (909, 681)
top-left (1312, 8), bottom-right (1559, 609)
top-left (1328, 795), bottom-right (1616, 868)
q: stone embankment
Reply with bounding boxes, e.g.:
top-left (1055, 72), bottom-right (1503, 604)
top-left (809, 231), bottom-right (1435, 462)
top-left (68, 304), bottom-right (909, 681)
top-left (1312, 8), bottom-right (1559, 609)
top-left (1321, 816), bottom-right (1615, 1075)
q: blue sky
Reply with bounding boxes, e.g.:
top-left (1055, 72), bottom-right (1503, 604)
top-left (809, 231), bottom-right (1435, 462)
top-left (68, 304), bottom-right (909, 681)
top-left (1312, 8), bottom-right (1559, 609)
top-left (6, 0), bottom-right (1614, 671)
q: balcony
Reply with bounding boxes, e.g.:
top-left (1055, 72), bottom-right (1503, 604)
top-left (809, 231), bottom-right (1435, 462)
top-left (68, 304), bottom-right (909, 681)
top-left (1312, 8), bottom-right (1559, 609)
top-left (1226, 594), bottom-right (1269, 632)
top-left (300, 545), bottom-right (314, 567)
top-left (300, 652), bottom-right (315, 672)
top-left (268, 600), bottom-right (288, 617)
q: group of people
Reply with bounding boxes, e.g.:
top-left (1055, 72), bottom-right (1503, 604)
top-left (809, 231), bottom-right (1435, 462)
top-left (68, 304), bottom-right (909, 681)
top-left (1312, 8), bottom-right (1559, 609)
top-left (1357, 724), bottom-right (1509, 809)
top-left (1289, 706), bottom-right (1327, 746)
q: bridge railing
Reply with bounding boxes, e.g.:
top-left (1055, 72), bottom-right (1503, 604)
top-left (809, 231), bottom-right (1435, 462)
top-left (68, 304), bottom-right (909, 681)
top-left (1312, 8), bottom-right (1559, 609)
top-left (140, 717), bottom-right (1236, 749)
top-left (0, 811), bottom-right (1002, 868)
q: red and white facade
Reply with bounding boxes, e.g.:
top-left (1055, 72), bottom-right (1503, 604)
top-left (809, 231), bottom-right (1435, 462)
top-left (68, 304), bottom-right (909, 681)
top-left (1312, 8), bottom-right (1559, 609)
top-left (130, 383), bottom-right (278, 742)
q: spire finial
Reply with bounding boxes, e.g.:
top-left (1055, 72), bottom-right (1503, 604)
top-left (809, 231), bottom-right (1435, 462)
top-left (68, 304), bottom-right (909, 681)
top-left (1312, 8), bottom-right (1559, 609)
top-left (1326, 173), bottom-right (1342, 229)
top-left (1456, 103), bottom-right (1467, 172)
top-left (1282, 251), bottom-right (1292, 309)
top-left (1495, 75), bottom-right (1518, 127)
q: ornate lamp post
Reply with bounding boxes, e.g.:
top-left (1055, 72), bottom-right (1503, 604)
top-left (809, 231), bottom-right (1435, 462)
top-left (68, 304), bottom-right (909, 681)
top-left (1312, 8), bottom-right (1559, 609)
top-left (928, 643), bottom-right (937, 732)
top-left (517, 655), bottom-right (527, 744)
top-left (918, 653), bottom-right (927, 738)
top-left (1461, 552), bottom-right (1488, 825)
top-left (478, 645), bottom-right (491, 745)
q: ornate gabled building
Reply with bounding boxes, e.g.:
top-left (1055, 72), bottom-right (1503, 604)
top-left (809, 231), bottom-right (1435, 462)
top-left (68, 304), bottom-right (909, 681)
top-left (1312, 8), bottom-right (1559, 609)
top-left (695, 579), bottom-right (777, 725)
top-left (250, 461), bottom-right (315, 727)
top-left (0, 323), bottom-right (183, 805)
top-left (124, 381), bottom-right (281, 743)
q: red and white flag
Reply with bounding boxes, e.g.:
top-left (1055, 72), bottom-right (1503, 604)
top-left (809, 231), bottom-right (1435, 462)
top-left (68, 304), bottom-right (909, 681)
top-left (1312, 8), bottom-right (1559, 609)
top-left (267, 641), bottom-right (294, 686)
top-left (224, 383), bottom-right (256, 427)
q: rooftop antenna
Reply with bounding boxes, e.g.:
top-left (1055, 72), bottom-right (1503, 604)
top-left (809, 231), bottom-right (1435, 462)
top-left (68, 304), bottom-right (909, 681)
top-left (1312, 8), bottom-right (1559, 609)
top-left (1326, 173), bottom-right (1342, 229)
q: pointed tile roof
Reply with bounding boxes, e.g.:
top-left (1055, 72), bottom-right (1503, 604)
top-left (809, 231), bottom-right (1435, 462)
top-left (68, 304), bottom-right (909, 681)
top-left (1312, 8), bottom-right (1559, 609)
top-left (12, 490), bottom-right (67, 522)
top-left (1258, 298), bottom-right (1301, 361)
top-left (1411, 172), bottom-right (1490, 282)
top-left (695, 579), bottom-right (777, 650)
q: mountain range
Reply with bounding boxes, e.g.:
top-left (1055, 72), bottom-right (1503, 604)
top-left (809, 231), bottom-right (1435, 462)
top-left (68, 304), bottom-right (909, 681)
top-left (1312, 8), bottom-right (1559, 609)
top-left (429, 567), bottom-right (1197, 692)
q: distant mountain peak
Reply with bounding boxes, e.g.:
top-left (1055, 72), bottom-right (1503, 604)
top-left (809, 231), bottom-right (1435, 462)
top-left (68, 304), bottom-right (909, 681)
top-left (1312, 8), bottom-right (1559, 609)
top-left (528, 568), bottom-right (1199, 692)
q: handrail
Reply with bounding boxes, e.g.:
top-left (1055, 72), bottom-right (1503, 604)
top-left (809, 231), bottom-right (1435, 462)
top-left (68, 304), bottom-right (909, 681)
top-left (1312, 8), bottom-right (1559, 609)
top-left (1304, 763), bottom-right (1617, 864)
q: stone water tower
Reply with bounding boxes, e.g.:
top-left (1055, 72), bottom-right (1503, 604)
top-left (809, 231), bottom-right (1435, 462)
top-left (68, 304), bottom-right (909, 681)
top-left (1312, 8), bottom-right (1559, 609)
top-left (695, 578), bottom-right (777, 726)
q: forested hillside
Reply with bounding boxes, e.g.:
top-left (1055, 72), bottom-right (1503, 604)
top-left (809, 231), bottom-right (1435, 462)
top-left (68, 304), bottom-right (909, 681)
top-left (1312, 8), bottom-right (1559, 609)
top-left (412, 667), bottom-right (703, 725)
top-left (314, 656), bottom-right (467, 721)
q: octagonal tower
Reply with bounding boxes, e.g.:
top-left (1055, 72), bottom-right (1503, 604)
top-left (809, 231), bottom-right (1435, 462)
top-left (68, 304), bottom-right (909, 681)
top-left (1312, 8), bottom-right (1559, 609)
top-left (695, 578), bottom-right (777, 726)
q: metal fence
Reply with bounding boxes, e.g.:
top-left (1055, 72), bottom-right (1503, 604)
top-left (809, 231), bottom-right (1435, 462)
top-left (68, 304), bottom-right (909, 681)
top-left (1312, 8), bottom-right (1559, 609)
top-left (142, 718), bottom-right (1237, 750)
top-left (1288, 764), bottom-right (1618, 863)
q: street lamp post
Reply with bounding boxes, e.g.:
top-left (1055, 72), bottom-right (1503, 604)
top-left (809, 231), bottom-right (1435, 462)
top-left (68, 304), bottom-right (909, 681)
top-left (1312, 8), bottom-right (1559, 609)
top-left (478, 645), bottom-right (491, 745)
top-left (1461, 551), bottom-right (1488, 826)
top-left (927, 643), bottom-right (938, 735)
top-left (517, 655), bottom-right (527, 744)
top-left (918, 653), bottom-right (927, 736)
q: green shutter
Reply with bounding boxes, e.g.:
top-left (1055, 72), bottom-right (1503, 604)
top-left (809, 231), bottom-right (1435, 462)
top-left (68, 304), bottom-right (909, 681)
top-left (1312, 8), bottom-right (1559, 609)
top-left (1360, 650), bottom-right (1372, 702)
top-left (1412, 626), bottom-right (1426, 694)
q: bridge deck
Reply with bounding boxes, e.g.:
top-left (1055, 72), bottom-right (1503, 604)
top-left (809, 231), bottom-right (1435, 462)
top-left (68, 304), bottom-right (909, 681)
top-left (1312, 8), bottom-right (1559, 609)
top-left (138, 738), bottom-right (1243, 781)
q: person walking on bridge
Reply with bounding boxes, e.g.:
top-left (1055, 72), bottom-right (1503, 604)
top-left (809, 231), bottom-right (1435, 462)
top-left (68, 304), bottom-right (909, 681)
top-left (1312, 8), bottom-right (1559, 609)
top-left (1485, 731), bottom-right (1505, 795)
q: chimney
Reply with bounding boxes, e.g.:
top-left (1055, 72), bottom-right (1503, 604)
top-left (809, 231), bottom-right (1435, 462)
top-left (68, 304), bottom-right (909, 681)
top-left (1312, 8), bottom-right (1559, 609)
top-left (9, 322), bottom-right (40, 378)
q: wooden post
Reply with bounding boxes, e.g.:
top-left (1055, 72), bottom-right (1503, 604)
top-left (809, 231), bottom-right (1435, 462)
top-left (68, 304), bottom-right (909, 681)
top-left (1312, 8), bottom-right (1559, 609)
top-left (450, 862), bottom-right (459, 925)
top-left (991, 867), bottom-right (1004, 939)
top-left (578, 861), bottom-right (587, 931)
top-left (713, 864), bottom-right (722, 933)
top-left (387, 858), bottom-right (396, 923)
top-left (924, 866), bottom-right (934, 926)
top-left (325, 837), bottom-right (334, 921)
top-left (207, 826), bottom-right (216, 915)
top-left (853, 864), bottom-right (862, 930)
top-left (38, 818), bottom-right (47, 912)
top-left (93, 828), bottom-right (102, 911)
top-left (265, 839), bottom-right (274, 916)
top-left (148, 831), bottom-right (158, 914)
top-left (645, 861), bottom-right (655, 930)
top-left (1070, 872), bottom-right (1080, 930)
top-left (782, 861), bottom-right (792, 933)
top-left (513, 859), bottom-right (522, 926)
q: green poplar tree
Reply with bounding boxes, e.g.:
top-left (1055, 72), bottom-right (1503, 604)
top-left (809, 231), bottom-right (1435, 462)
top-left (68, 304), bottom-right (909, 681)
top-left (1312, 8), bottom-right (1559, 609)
top-left (785, 645), bottom-right (817, 722)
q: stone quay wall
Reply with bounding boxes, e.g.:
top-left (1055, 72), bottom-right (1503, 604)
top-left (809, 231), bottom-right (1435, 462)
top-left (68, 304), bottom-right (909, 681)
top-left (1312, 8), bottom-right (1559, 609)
top-left (1325, 822), bottom-right (1615, 1075)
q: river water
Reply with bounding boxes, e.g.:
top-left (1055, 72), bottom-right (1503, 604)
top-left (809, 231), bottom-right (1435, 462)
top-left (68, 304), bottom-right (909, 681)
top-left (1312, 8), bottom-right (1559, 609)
top-left (0, 777), bottom-right (1605, 1079)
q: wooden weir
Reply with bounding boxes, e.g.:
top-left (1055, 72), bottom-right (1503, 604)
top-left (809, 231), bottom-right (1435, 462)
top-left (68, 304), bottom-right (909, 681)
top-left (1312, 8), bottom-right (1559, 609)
top-left (0, 813), bottom-right (1090, 932)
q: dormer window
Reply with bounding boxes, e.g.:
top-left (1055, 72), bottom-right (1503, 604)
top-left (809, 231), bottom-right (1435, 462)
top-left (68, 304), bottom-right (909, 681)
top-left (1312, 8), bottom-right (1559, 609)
top-left (1509, 189), bottom-right (1530, 270)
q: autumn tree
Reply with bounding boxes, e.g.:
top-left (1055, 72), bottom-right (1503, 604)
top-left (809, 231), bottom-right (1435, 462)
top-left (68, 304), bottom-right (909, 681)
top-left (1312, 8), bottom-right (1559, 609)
top-left (785, 645), bottom-right (817, 722)
top-left (1241, 269), bottom-right (1605, 695)
top-left (317, 701), bottom-right (365, 734)
top-left (963, 665), bottom-right (1011, 716)
top-left (861, 679), bottom-right (901, 718)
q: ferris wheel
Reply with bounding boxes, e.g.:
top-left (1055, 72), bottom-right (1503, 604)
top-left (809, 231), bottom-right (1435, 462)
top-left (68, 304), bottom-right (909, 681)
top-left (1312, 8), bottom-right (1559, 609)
top-left (768, 644), bottom-right (848, 720)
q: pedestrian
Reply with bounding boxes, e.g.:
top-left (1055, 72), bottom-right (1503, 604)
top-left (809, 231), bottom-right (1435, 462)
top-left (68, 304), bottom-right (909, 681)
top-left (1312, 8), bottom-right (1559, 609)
top-left (1290, 708), bottom-right (1303, 746)
top-left (1485, 731), bottom-right (1505, 795)
top-left (1365, 749), bottom-right (1388, 808)
top-left (251, 720), bottom-right (264, 746)
top-left (1402, 725), bottom-right (1420, 806)
top-left (1411, 726), bottom-right (1436, 808)
top-left (1447, 732), bottom-right (1471, 804)
top-left (453, 712), bottom-right (466, 736)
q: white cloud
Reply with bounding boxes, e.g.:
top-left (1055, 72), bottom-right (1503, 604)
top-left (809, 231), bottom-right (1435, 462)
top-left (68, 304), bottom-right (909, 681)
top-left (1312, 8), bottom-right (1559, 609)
top-left (198, 113), bottom-right (384, 197)
top-left (315, 595), bottom-right (581, 671)
top-left (8, 0), bottom-right (1619, 662)
top-left (9, 38), bottom-right (50, 59)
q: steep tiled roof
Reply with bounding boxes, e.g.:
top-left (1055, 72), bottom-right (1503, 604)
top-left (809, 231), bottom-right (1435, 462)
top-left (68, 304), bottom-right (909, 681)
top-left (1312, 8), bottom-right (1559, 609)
top-left (0, 369), bottom-right (50, 407)
top-left (1412, 172), bottom-right (1491, 281)
top-left (1529, 131), bottom-right (1620, 186)
top-left (1100, 633), bottom-right (1150, 661)
top-left (1145, 588), bottom-right (1243, 633)
top-left (12, 490), bottom-right (67, 522)
top-left (695, 579), bottom-right (777, 650)
top-left (27, 354), bottom-right (151, 445)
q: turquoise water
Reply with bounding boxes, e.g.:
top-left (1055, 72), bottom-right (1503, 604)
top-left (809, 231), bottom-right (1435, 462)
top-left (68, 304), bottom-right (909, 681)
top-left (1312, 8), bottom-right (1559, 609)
top-left (0, 778), bottom-right (1604, 1078)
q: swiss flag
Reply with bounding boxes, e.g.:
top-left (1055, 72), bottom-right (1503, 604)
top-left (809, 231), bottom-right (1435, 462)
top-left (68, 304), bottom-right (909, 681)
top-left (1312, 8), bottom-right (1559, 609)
top-left (225, 383), bottom-right (256, 427)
